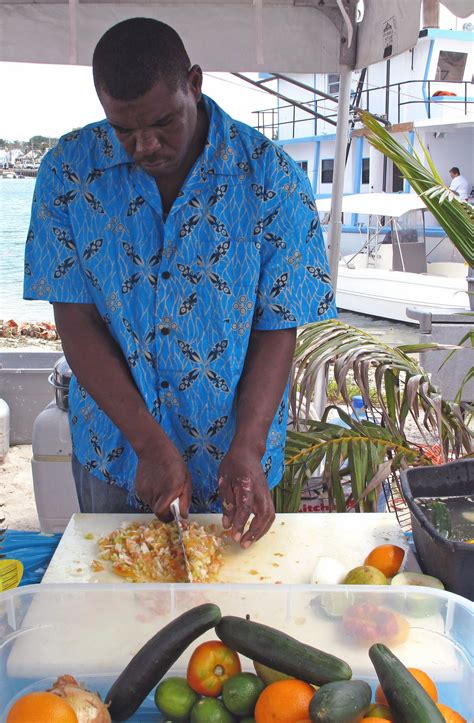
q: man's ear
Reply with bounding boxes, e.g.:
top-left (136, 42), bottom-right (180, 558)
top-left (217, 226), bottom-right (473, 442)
top-left (188, 65), bottom-right (203, 102)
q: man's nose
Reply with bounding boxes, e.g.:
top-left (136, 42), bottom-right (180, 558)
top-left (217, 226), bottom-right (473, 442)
top-left (134, 130), bottom-right (161, 156)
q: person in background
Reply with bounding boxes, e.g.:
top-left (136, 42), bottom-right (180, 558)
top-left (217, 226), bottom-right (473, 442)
top-left (24, 17), bottom-right (336, 547)
top-left (449, 167), bottom-right (470, 202)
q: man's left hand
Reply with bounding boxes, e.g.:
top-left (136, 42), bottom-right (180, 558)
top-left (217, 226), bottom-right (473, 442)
top-left (218, 446), bottom-right (275, 548)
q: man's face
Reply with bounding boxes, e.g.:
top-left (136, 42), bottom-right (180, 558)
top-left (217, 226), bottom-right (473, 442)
top-left (99, 69), bottom-right (202, 179)
top-left (449, 170), bottom-right (457, 179)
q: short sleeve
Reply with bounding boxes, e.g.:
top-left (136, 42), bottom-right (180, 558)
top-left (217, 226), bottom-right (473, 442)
top-left (253, 169), bottom-right (337, 330)
top-left (23, 153), bottom-right (93, 304)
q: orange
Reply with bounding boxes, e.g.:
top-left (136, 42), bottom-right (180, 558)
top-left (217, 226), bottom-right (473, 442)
top-left (376, 667), bottom-right (437, 705)
top-left (363, 719), bottom-right (393, 723)
top-left (7, 691), bottom-right (78, 723)
top-left (254, 679), bottom-right (314, 722)
top-left (364, 544), bottom-right (405, 578)
top-left (436, 703), bottom-right (467, 722)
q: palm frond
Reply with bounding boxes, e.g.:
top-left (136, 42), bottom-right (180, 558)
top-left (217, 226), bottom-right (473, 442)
top-left (278, 319), bottom-right (473, 513)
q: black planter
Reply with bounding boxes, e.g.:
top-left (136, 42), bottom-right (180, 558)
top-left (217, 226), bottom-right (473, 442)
top-left (400, 459), bottom-right (474, 601)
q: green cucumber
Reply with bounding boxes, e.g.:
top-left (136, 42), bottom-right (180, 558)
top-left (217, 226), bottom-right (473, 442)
top-left (215, 615), bottom-right (352, 686)
top-left (106, 603), bottom-right (221, 720)
top-left (309, 680), bottom-right (372, 722)
top-left (369, 644), bottom-right (444, 722)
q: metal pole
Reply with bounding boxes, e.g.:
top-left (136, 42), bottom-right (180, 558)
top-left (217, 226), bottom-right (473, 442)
top-left (327, 66), bottom-right (353, 289)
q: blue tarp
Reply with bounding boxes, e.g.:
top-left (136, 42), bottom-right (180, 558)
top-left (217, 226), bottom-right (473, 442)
top-left (2, 531), bottom-right (61, 586)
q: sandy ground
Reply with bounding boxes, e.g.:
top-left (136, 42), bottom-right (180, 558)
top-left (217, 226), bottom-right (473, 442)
top-left (1, 444), bottom-right (40, 531)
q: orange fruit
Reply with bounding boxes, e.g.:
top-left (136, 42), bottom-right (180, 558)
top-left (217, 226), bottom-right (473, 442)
top-left (254, 679), bottom-right (314, 722)
top-left (376, 667), bottom-right (437, 705)
top-left (364, 544), bottom-right (405, 578)
top-left (363, 719), bottom-right (393, 722)
top-left (7, 691), bottom-right (78, 723)
top-left (436, 703), bottom-right (467, 722)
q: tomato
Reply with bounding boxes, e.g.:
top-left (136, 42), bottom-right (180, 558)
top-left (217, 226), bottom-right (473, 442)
top-left (187, 640), bottom-right (241, 696)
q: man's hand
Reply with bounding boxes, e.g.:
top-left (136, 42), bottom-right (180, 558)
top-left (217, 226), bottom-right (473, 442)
top-left (135, 434), bottom-right (192, 522)
top-left (218, 445), bottom-right (275, 548)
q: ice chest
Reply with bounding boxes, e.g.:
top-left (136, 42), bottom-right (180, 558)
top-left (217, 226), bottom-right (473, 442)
top-left (0, 584), bottom-right (472, 720)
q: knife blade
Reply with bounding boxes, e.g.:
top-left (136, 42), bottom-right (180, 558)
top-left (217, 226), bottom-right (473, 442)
top-left (170, 498), bottom-right (193, 583)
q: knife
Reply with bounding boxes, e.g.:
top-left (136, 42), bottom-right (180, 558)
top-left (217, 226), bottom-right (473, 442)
top-left (170, 498), bottom-right (193, 583)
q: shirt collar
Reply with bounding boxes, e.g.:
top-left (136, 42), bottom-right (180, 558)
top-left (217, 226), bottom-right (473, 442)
top-left (92, 94), bottom-right (241, 178)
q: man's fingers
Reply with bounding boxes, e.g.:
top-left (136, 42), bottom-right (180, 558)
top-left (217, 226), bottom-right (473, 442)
top-left (231, 478), bottom-right (254, 541)
top-left (219, 476), bottom-right (236, 530)
top-left (240, 492), bottom-right (275, 547)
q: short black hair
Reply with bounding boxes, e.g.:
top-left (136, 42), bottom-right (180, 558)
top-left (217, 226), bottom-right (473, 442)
top-left (92, 17), bottom-right (191, 99)
top-left (450, 167), bottom-right (460, 175)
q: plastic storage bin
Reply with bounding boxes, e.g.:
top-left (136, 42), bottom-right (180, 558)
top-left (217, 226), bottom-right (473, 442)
top-left (0, 351), bottom-right (62, 444)
top-left (31, 402), bottom-right (79, 533)
top-left (0, 584), bottom-right (472, 720)
top-left (401, 459), bottom-right (474, 601)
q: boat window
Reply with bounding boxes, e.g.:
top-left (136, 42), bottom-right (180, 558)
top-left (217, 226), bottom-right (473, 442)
top-left (321, 159), bottom-right (334, 184)
top-left (327, 74), bottom-right (340, 96)
top-left (361, 158), bottom-right (370, 185)
top-left (435, 51), bottom-right (467, 82)
top-left (296, 160), bottom-right (308, 175)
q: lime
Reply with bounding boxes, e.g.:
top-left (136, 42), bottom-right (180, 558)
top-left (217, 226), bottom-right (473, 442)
top-left (222, 672), bottom-right (265, 716)
top-left (318, 591), bottom-right (355, 619)
top-left (154, 676), bottom-right (198, 721)
top-left (191, 697), bottom-right (235, 723)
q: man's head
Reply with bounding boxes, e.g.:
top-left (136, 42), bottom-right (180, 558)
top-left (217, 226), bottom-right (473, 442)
top-left (449, 167), bottom-right (460, 179)
top-left (92, 18), bottom-right (204, 178)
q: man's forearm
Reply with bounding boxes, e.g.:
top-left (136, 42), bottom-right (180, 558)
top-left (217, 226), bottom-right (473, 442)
top-left (232, 328), bottom-right (297, 456)
top-left (54, 302), bottom-right (166, 454)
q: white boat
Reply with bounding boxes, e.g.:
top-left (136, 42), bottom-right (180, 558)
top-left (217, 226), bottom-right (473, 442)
top-left (317, 192), bottom-right (470, 322)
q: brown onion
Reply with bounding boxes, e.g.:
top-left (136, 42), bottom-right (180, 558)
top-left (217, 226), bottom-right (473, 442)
top-left (50, 675), bottom-right (111, 723)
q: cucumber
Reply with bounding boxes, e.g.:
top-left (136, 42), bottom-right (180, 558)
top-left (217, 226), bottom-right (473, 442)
top-left (309, 680), bottom-right (372, 722)
top-left (369, 644), bottom-right (444, 722)
top-left (106, 603), bottom-right (221, 720)
top-left (216, 615), bottom-right (352, 686)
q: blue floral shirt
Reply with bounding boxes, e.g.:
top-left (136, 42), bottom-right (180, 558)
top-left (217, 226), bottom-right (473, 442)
top-left (24, 96), bottom-right (336, 511)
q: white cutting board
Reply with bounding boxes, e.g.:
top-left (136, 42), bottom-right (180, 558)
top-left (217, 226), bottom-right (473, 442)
top-left (43, 512), bottom-right (419, 584)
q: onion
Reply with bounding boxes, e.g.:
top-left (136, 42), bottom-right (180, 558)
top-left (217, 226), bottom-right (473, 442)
top-left (50, 676), bottom-right (111, 723)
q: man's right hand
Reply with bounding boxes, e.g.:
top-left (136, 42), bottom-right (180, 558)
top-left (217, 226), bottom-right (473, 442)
top-left (135, 434), bottom-right (192, 522)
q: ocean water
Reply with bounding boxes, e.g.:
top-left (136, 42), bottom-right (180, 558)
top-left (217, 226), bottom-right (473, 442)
top-left (0, 177), bottom-right (53, 322)
top-left (0, 177), bottom-right (419, 345)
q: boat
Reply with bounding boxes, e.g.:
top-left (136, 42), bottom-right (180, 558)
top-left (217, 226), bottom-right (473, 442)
top-left (316, 192), bottom-right (469, 322)
top-left (1, 171), bottom-right (26, 179)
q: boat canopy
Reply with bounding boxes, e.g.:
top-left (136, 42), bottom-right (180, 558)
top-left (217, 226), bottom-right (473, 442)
top-left (0, 0), bottom-right (422, 71)
top-left (316, 193), bottom-right (427, 219)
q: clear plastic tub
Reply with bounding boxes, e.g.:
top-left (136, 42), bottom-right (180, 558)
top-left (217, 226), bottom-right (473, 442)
top-left (0, 584), bottom-right (472, 720)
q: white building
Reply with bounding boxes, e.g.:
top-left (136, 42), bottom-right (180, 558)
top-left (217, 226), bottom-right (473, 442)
top-left (253, 5), bottom-right (473, 259)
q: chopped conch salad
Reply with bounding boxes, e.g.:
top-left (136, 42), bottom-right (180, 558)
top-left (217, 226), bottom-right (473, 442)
top-left (95, 520), bottom-right (224, 582)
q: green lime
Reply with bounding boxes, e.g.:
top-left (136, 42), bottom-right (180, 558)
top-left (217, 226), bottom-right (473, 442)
top-left (154, 676), bottom-right (198, 721)
top-left (222, 672), bottom-right (265, 717)
top-left (191, 697), bottom-right (235, 723)
top-left (318, 591), bottom-right (355, 619)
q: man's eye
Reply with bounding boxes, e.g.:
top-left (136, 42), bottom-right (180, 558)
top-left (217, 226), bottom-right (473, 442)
top-left (153, 118), bottom-right (172, 128)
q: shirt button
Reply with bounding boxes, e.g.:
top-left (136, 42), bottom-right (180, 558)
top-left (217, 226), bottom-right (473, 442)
top-left (162, 271), bottom-right (171, 280)
top-left (161, 380), bottom-right (169, 389)
top-left (161, 327), bottom-right (170, 336)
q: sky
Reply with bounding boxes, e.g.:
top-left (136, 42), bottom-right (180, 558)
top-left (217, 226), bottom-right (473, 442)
top-left (0, 63), bottom-right (276, 143)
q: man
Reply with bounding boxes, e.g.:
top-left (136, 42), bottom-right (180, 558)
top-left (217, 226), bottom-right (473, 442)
top-left (24, 18), bottom-right (336, 547)
top-left (449, 167), bottom-right (470, 202)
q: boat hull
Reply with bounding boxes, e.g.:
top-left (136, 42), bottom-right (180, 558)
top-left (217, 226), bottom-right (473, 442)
top-left (336, 266), bottom-right (469, 322)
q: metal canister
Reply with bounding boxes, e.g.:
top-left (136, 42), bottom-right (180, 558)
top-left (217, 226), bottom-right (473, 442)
top-left (48, 356), bottom-right (72, 411)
